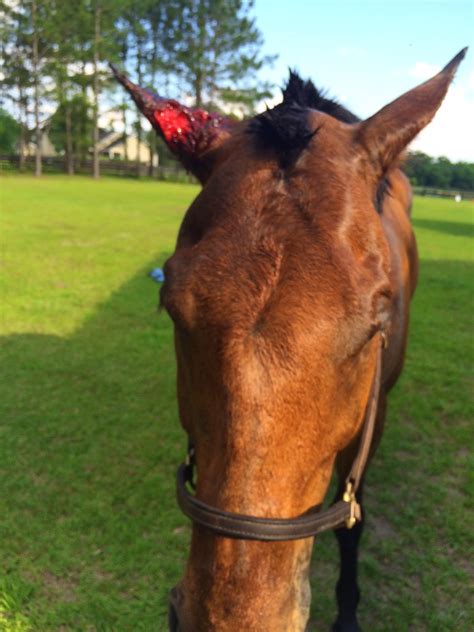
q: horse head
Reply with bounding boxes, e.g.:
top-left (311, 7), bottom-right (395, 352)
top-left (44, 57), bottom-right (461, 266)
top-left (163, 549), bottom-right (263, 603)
top-left (113, 49), bottom-right (466, 631)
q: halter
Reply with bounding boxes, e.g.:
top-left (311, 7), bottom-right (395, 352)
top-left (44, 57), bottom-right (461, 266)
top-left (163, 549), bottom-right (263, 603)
top-left (175, 333), bottom-right (385, 541)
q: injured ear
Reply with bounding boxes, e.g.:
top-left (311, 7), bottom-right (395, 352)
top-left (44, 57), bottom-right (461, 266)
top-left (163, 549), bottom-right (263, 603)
top-left (110, 64), bottom-right (235, 183)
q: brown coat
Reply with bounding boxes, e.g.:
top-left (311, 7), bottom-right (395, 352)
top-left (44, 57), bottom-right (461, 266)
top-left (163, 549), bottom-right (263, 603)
top-left (113, 49), bottom-right (466, 631)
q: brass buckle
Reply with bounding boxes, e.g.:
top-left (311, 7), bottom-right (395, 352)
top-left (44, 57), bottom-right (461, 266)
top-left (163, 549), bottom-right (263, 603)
top-left (343, 481), bottom-right (361, 529)
top-left (185, 447), bottom-right (196, 489)
top-left (185, 447), bottom-right (195, 466)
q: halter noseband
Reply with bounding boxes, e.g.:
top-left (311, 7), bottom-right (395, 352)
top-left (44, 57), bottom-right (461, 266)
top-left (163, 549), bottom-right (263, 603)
top-left (175, 333), bottom-right (385, 541)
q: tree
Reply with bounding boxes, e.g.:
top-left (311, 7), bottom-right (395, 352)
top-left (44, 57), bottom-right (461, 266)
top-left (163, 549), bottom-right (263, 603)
top-left (114, 20), bottom-right (132, 163)
top-left (169, 0), bottom-right (275, 113)
top-left (2, 0), bottom-right (277, 177)
top-left (91, 0), bottom-right (101, 178)
top-left (48, 95), bottom-right (92, 167)
top-left (123, 2), bottom-right (147, 177)
top-left (405, 151), bottom-right (474, 192)
top-left (0, 1), bottom-right (34, 170)
top-left (26, 0), bottom-right (56, 176)
top-left (80, 0), bottom-right (123, 178)
top-left (404, 151), bottom-right (433, 187)
top-left (451, 162), bottom-right (474, 191)
top-left (0, 108), bottom-right (21, 153)
top-left (141, 0), bottom-right (174, 174)
top-left (46, 2), bottom-right (82, 174)
top-left (2, 0), bottom-right (55, 177)
top-left (31, 0), bottom-right (42, 175)
top-left (116, 0), bottom-right (175, 176)
top-left (431, 156), bottom-right (452, 189)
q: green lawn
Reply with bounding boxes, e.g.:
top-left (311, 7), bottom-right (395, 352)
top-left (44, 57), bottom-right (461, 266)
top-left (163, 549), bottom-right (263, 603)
top-left (1, 176), bottom-right (473, 631)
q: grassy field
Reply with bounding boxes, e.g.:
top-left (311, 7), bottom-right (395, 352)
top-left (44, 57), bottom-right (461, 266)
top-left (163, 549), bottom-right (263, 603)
top-left (1, 176), bottom-right (473, 631)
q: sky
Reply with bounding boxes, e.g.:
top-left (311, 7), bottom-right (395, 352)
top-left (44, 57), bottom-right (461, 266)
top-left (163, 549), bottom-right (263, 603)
top-left (252, 0), bottom-right (474, 161)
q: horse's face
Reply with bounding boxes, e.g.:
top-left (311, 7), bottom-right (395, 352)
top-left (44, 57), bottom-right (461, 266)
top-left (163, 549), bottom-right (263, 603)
top-left (113, 51), bottom-right (465, 632)
top-left (161, 112), bottom-right (390, 630)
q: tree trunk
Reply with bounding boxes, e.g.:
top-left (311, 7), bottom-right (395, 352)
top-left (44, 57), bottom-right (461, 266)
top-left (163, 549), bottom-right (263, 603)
top-left (194, 0), bottom-right (205, 108)
top-left (80, 59), bottom-right (88, 168)
top-left (19, 123), bottom-right (26, 172)
top-left (18, 88), bottom-right (26, 172)
top-left (32, 0), bottom-right (42, 177)
top-left (148, 24), bottom-right (158, 176)
top-left (122, 102), bottom-right (128, 162)
top-left (92, 2), bottom-right (101, 179)
top-left (195, 72), bottom-right (203, 108)
top-left (65, 106), bottom-right (74, 175)
top-left (135, 38), bottom-right (143, 178)
top-left (135, 119), bottom-right (142, 177)
top-left (148, 143), bottom-right (154, 177)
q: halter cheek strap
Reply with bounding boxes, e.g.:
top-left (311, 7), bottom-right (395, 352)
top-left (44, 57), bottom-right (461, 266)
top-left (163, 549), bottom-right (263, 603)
top-left (175, 333), bottom-right (385, 541)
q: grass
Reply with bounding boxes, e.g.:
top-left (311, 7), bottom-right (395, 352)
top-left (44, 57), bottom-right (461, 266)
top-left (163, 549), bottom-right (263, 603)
top-left (1, 176), bottom-right (473, 631)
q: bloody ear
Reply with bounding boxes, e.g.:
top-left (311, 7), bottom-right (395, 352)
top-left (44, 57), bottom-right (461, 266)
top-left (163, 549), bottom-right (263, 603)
top-left (110, 65), bottom-right (234, 182)
top-left (357, 48), bottom-right (468, 175)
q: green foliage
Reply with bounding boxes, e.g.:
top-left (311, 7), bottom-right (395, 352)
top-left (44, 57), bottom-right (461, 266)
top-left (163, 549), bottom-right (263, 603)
top-left (2, 0), bottom-right (275, 175)
top-left (48, 96), bottom-right (92, 160)
top-left (1, 175), bottom-right (473, 630)
top-left (0, 1), bottom-right (33, 135)
top-left (164, 0), bottom-right (276, 112)
top-left (0, 109), bottom-right (21, 152)
top-left (405, 151), bottom-right (474, 191)
top-left (41, 3), bottom-right (92, 171)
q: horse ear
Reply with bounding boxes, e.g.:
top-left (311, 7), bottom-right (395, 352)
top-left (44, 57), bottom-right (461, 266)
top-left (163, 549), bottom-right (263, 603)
top-left (357, 48), bottom-right (467, 175)
top-left (110, 65), bottom-right (234, 183)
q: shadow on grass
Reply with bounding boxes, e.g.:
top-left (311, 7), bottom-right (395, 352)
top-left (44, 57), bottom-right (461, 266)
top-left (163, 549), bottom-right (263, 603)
top-left (0, 253), bottom-right (190, 630)
top-left (1, 259), bottom-right (473, 631)
top-left (412, 217), bottom-right (474, 238)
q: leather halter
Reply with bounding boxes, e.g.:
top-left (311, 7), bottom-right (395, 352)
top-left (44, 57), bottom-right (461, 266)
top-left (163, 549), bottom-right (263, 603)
top-left (175, 334), bottom-right (385, 541)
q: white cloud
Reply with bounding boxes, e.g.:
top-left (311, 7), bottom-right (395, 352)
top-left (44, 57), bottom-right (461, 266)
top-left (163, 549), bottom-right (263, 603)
top-left (468, 70), bottom-right (474, 92)
top-left (408, 61), bottom-right (441, 80)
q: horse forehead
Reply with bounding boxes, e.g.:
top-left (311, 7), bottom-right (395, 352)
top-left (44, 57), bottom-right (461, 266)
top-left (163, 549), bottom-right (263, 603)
top-left (183, 130), bottom-right (357, 244)
top-left (178, 179), bottom-right (345, 276)
top-left (164, 115), bottom-right (371, 328)
top-left (165, 219), bottom-right (355, 347)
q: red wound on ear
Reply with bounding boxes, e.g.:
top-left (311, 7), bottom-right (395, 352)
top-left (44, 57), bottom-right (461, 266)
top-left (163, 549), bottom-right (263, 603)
top-left (152, 101), bottom-right (227, 154)
top-left (110, 64), bottom-right (232, 169)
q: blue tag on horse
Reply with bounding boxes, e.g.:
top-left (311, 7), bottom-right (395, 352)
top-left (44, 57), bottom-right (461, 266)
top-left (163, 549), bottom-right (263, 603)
top-left (149, 268), bottom-right (165, 283)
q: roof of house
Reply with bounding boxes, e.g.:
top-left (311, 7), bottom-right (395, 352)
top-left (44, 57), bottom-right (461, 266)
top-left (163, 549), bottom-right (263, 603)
top-left (96, 131), bottom-right (124, 152)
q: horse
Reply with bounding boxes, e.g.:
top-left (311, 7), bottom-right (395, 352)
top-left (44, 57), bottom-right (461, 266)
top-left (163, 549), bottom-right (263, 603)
top-left (112, 48), bottom-right (466, 632)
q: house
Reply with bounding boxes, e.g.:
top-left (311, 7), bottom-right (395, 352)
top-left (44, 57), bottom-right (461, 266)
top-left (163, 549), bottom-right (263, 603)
top-left (96, 130), bottom-right (158, 166)
top-left (27, 125), bottom-right (156, 166)
top-left (26, 129), bottom-right (57, 158)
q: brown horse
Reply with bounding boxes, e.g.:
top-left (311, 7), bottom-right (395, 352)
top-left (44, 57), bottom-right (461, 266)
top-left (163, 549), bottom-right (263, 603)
top-left (113, 48), bottom-right (466, 632)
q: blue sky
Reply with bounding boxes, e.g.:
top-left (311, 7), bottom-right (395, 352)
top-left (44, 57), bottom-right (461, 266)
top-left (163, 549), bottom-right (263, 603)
top-left (253, 0), bottom-right (474, 161)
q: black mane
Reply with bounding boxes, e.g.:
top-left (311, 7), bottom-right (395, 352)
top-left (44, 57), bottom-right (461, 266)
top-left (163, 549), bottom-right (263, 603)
top-left (248, 70), bottom-right (388, 212)
top-left (248, 70), bottom-right (359, 169)
top-left (282, 69), bottom-right (360, 124)
top-left (247, 102), bottom-right (317, 170)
